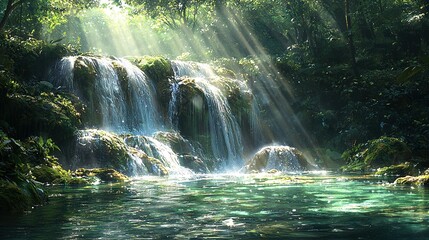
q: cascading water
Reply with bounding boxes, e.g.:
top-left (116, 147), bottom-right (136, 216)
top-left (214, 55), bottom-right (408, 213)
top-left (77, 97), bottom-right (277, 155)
top-left (124, 135), bottom-right (194, 176)
top-left (168, 81), bottom-right (180, 128)
top-left (50, 56), bottom-right (307, 176)
top-left (50, 56), bottom-right (162, 134)
top-left (171, 61), bottom-right (244, 170)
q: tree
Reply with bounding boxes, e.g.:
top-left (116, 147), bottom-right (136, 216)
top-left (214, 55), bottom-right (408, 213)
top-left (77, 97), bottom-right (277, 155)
top-left (0, 0), bottom-right (98, 35)
top-left (344, 0), bottom-right (358, 76)
top-left (0, 0), bottom-right (27, 32)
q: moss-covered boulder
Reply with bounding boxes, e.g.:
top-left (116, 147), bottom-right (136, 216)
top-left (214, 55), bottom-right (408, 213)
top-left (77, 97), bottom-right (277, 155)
top-left (394, 175), bottom-right (429, 186)
top-left (246, 146), bottom-right (308, 173)
top-left (72, 168), bottom-right (129, 183)
top-left (70, 130), bottom-right (172, 176)
top-left (175, 78), bottom-right (211, 153)
top-left (131, 56), bottom-right (174, 112)
top-left (1, 91), bottom-right (82, 144)
top-left (154, 131), bottom-right (196, 155)
top-left (341, 137), bottom-right (412, 173)
top-left (71, 129), bottom-right (131, 173)
top-left (374, 162), bottom-right (416, 176)
top-left (72, 56), bottom-right (101, 126)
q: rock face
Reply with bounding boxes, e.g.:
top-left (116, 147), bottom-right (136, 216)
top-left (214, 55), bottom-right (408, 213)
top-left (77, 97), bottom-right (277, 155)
top-left (246, 146), bottom-right (308, 173)
top-left (69, 130), bottom-right (167, 176)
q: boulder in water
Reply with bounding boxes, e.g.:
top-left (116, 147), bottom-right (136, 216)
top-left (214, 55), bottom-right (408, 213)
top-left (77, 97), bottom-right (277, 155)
top-left (246, 146), bottom-right (308, 173)
top-left (178, 154), bottom-right (209, 173)
top-left (394, 175), bottom-right (429, 186)
top-left (73, 168), bottom-right (129, 183)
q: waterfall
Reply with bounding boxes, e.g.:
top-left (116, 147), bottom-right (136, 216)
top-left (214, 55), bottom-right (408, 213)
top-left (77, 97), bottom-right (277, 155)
top-left (171, 61), bottom-right (244, 169)
top-left (50, 56), bottom-right (301, 176)
top-left (50, 56), bottom-right (162, 134)
top-left (168, 82), bottom-right (180, 128)
top-left (124, 135), bottom-right (194, 176)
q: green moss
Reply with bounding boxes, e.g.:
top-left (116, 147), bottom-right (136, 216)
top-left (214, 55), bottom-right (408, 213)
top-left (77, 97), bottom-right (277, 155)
top-left (131, 56), bottom-right (173, 112)
top-left (73, 57), bottom-right (101, 126)
top-left (73, 168), bottom-right (129, 183)
top-left (2, 91), bottom-right (82, 143)
top-left (341, 137), bottom-right (411, 173)
top-left (128, 148), bottom-right (168, 176)
top-left (176, 78), bottom-right (212, 155)
top-left (74, 130), bottom-right (130, 171)
top-left (132, 56), bottom-right (173, 82)
top-left (31, 163), bottom-right (72, 184)
top-left (394, 175), bottom-right (429, 186)
top-left (374, 162), bottom-right (414, 176)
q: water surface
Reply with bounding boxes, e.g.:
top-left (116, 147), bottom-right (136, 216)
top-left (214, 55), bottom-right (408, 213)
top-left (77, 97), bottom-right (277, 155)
top-left (1, 173), bottom-right (428, 239)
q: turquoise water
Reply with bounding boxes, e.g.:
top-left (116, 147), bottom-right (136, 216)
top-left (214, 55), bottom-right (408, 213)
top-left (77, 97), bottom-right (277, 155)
top-left (1, 173), bottom-right (428, 239)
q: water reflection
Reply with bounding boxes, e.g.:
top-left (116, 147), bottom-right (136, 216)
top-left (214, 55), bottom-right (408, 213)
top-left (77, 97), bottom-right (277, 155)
top-left (1, 174), bottom-right (428, 239)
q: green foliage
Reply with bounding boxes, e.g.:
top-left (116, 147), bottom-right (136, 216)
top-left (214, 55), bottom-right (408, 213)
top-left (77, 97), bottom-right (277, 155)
top-left (341, 137), bottom-right (411, 172)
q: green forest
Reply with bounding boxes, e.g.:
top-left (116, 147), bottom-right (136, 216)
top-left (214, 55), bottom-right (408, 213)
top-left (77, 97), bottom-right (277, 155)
top-left (1, 0), bottom-right (428, 221)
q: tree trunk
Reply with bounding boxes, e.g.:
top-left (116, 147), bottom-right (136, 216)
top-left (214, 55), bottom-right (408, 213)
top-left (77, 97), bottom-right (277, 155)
top-left (0, 0), bottom-right (25, 32)
top-left (344, 0), bottom-right (358, 76)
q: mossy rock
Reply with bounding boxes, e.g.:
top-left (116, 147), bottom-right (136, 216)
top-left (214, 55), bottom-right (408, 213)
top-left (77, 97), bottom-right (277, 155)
top-left (0, 179), bottom-right (46, 213)
top-left (31, 163), bottom-right (72, 184)
top-left (176, 78), bottom-right (211, 152)
top-left (211, 77), bottom-right (252, 117)
top-left (71, 130), bottom-right (130, 173)
top-left (128, 147), bottom-right (168, 176)
top-left (394, 175), bottom-right (429, 186)
top-left (131, 56), bottom-right (173, 112)
top-left (72, 57), bottom-right (101, 126)
top-left (246, 146), bottom-right (308, 173)
top-left (178, 154), bottom-right (209, 173)
top-left (341, 137), bottom-right (412, 173)
top-left (2, 92), bottom-right (81, 143)
top-left (73, 168), bottom-right (129, 183)
top-left (153, 131), bottom-right (195, 155)
top-left (374, 162), bottom-right (415, 176)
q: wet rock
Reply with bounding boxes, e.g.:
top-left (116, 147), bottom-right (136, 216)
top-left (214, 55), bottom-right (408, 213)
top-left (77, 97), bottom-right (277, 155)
top-left (154, 131), bottom-right (195, 155)
top-left (73, 168), bottom-right (129, 183)
top-left (394, 175), bottom-right (429, 186)
top-left (72, 129), bottom-right (130, 172)
top-left (374, 162), bottom-right (415, 176)
top-left (246, 146), bottom-right (308, 173)
top-left (130, 56), bottom-right (173, 113)
top-left (178, 154), bottom-right (209, 173)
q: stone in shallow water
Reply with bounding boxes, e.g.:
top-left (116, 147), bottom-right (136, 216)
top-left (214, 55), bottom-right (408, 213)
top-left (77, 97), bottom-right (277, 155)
top-left (246, 145), bottom-right (308, 173)
top-left (73, 168), bottom-right (129, 183)
top-left (394, 175), bottom-right (429, 186)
